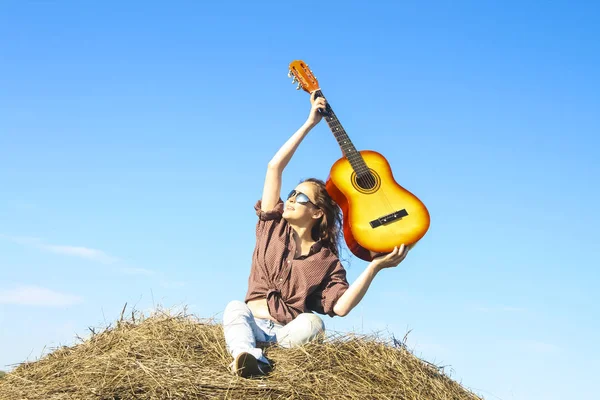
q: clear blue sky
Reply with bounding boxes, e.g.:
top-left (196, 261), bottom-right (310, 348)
top-left (1, 1), bottom-right (598, 399)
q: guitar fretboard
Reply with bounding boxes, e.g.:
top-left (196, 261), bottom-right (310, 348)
top-left (315, 90), bottom-right (370, 177)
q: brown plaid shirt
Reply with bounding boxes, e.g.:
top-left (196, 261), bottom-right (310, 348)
top-left (244, 198), bottom-right (349, 325)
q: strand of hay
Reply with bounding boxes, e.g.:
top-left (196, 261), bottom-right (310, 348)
top-left (0, 308), bottom-right (484, 399)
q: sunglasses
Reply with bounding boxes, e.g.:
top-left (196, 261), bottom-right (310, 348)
top-left (287, 190), bottom-right (318, 208)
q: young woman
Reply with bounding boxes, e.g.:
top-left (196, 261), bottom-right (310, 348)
top-left (223, 92), bottom-right (409, 378)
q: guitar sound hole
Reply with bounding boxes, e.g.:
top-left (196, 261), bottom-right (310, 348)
top-left (356, 173), bottom-right (377, 190)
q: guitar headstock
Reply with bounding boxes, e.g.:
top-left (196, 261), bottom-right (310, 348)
top-left (288, 60), bottom-right (320, 94)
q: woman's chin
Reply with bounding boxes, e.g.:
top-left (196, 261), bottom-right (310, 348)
top-left (283, 212), bottom-right (312, 227)
top-left (282, 210), bottom-right (300, 222)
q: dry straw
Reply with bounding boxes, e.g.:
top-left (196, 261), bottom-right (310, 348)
top-left (0, 307), bottom-right (484, 399)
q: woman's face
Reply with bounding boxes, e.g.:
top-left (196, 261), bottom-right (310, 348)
top-left (282, 182), bottom-right (322, 225)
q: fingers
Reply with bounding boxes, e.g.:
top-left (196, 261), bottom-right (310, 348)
top-left (398, 244), bottom-right (407, 258)
top-left (371, 244), bottom-right (409, 268)
top-left (384, 245), bottom-right (408, 267)
top-left (391, 246), bottom-right (403, 262)
top-left (310, 92), bottom-right (326, 107)
top-left (397, 244), bottom-right (409, 259)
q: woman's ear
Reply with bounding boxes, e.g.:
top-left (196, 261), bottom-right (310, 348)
top-left (313, 209), bottom-right (324, 220)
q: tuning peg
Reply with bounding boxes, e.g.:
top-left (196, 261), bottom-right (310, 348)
top-left (291, 76), bottom-right (298, 84)
top-left (296, 83), bottom-right (302, 90)
top-left (288, 70), bottom-right (293, 78)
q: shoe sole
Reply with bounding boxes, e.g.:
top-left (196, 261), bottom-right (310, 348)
top-left (235, 352), bottom-right (262, 378)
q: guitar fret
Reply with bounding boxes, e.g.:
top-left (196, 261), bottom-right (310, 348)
top-left (318, 92), bottom-right (371, 175)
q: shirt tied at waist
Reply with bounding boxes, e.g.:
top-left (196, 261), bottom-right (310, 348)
top-left (266, 287), bottom-right (297, 325)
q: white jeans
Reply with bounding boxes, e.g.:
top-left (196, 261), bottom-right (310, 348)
top-left (223, 300), bottom-right (325, 365)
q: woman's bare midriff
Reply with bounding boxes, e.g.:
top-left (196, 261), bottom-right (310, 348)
top-left (247, 298), bottom-right (277, 321)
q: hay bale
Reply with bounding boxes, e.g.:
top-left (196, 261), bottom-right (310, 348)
top-left (0, 309), bottom-right (483, 399)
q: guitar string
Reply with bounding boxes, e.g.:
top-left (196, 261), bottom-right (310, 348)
top-left (317, 89), bottom-right (401, 227)
top-left (316, 90), bottom-right (378, 188)
top-left (319, 90), bottom-right (378, 188)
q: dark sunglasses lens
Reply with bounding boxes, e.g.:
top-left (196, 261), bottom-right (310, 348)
top-left (287, 190), bottom-right (297, 200)
top-left (295, 193), bottom-right (311, 204)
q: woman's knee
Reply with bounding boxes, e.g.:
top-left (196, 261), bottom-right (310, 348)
top-left (223, 300), bottom-right (251, 325)
top-left (296, 313), bottom-right (325, 335)
top-left (298, 313), bottom-right (325, 334)
top-left (276, 313), bottom-right (325, 348)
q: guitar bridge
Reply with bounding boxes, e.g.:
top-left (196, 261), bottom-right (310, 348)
top-left (370, 209), bottom-right (409, 228)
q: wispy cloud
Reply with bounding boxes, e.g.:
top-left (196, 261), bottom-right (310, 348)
top-left (524, 340), bottom-right (561, 354)
top-left (122, 267), bottom-right (156, 276)
top-left (502, 339), bottom-right (561, 354)
top-left (41, 244), bottom-right (117, 263)
top-left (1, 233), bottom-right (157, 277)
top-left (0, 234), bottom-right (117, 264)
top-left (9, 202), bottom-right (38, 211)
top-left (159, 280), bottom-right (186, 288)
top-left (0, 286), bottom-right (83, 307)
top-left (472, 305), bottom-right (527, 313)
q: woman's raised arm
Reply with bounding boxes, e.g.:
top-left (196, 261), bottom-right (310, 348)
top-left (260, 92), bottom-right (327, 211)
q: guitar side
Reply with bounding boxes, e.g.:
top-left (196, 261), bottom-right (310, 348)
top-left (326, 150), bottom-right (430, 261)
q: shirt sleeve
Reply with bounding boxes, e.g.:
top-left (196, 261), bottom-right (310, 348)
top-left (254, 198), bottom-right (284, 235)
top-left (254, 198), bottom-right (284, 220)
top-left (307, 260), bottom-right (349, 317)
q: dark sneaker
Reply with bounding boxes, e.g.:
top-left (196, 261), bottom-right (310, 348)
top-left (231, 352), bottom-right (269, 378)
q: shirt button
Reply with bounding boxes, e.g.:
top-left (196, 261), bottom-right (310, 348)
top-left (279, 278), bottom-right (283, 282)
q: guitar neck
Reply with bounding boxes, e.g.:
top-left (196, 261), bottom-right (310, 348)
top-left (314, 89), bottom-right (368, 173)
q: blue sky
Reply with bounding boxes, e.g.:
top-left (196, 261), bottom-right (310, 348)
top-left (1, 1), bottom-right (598, 399)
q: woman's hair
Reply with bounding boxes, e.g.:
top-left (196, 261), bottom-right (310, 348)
top-left (303, 178), bottom-right (343, 258)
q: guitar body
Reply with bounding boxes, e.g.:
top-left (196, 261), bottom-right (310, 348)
top-left (288, 60), bottom-right (431, 261)
top-left (326, 150), bottom-right (430, 261)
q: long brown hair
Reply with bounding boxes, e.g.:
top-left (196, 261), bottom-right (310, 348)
top-left (303, 178), bottom-right (343, 258)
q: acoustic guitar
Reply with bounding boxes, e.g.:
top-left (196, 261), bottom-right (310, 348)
top-left (288, 60), bottom-right (430, 261)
